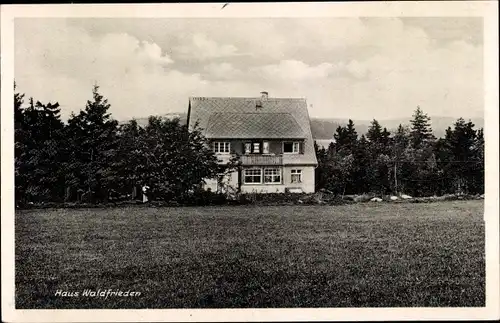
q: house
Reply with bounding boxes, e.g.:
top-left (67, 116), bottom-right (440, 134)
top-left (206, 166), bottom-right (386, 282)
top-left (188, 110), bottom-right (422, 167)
top-left (187, 92), bottom-right (318, 194)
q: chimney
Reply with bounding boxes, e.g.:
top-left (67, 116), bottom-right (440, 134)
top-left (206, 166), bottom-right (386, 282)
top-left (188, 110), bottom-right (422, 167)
top-left (260, 91), bottom-right (269, 100)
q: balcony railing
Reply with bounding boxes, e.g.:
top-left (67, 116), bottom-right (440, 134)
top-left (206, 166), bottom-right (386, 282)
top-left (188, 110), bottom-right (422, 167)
top-left (240, 154), bottom-right (283, 166)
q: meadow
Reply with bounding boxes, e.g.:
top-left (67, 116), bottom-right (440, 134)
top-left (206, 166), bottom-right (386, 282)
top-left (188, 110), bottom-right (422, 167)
top-left (15, 200), bottom-right (485, 308)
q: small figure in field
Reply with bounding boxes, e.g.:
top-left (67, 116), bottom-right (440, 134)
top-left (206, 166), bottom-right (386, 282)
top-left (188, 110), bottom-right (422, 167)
top-left (142, 185), bottom-right (150, 203)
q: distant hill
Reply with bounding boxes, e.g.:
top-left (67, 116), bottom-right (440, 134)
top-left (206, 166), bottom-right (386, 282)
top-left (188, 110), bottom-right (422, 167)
top-left (120, 113), bottom-right (483, 142)
top-left (310, 116), bottom-right (484, 140)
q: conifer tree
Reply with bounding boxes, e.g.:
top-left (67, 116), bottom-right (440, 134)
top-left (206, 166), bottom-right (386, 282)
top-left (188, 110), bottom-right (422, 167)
top-left (65, 84), bottom-right (119, 201)
top-left (367, 119), bottom-right (383, 143)
top-left (440, 118), bottom-right (480, 194)
top-left (333, 120), bottom-right (358, 155)
top-left (410, 106), bottom-right (435, 149)
top-left (14, 83), bottom-right (27, 204)
top-left (14, 82), bottom-right (65, 203)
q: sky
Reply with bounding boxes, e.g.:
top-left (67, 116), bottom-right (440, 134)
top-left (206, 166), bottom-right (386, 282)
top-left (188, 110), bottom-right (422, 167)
top-left (14, 17), bottom-right (483, 121)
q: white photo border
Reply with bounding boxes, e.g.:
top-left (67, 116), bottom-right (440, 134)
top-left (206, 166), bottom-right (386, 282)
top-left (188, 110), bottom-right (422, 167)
top-left (1, 2), bottom-right (499, 322)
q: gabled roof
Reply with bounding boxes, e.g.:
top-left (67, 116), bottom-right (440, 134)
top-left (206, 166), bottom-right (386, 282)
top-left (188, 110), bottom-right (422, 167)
top-left (187, 96), bottom-right (318, 165)
top-left (206, 112), bottom-right (306, 139)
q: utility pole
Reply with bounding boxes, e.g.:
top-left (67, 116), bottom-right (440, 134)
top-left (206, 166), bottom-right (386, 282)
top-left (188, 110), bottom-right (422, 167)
top-left (394, 161), bottom-right (398, 196)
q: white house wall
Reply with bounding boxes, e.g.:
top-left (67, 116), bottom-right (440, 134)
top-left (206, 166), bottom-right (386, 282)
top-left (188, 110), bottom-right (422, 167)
top-left (283, 166), bottom-right (315, 193)
top-left (203, 166), bottom-right (315, 194)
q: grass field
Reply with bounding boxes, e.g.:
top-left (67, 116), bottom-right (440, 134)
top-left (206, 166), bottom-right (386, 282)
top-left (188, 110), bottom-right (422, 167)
top-left (15, 200), bottom-right (485, 308)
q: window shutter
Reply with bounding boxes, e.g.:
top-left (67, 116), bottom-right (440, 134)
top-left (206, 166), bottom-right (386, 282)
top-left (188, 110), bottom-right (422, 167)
top-left (242, 142), bottom-right (246, 154)
top-left (300, 141), bottom-right (305, 154)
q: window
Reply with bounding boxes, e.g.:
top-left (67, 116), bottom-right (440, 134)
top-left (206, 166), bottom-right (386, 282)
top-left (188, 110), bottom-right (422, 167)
top-left (214, 142), bottom-right (230, 154)
top-left (263, 141), bottom-right (270, 154)
top-left (291, 169), bottom-right (302, 183)
top-left (244, 141), bottom-right (267, 154)
top-left (244, 168), bottom-right (262, 184)
top-left (253, 142), bottom-right (260, 153)
top-left (264, 168), bottom-right (281, 183)
top-left (283, 141), bottom-right (300, 154)
top-left (244, 143), bottom-right (252, 154)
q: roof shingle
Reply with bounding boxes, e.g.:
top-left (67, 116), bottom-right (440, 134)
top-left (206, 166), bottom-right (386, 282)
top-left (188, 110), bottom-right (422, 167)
top-left (205, 112), bottom-right (306, 139)
top-left (187, 97), bottom-right (318, 166)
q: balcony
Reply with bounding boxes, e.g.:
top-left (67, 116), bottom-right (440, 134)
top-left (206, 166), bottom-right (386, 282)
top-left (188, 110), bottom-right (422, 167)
top-left (240, 154), bottom-right (283, 166)
top-left (216, 153), bottom-right (284, 166)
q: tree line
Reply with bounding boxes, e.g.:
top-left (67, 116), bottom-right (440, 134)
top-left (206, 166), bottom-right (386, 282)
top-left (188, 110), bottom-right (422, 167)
top-left (314, 107), bottom-right (484, 197)
top-left (14, 83), bottom-right (484, 206)
top-left (14, 83), bottom-right (228, 206)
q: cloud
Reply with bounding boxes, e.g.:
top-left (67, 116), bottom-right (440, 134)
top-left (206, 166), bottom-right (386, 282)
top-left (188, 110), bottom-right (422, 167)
top-left (343, 37), bottom-right (483, 119)
top-left (174, 33), bottom-right (239, 60)
top-left (203, 62), bottom-right (242, 80)
top-left (15, 19), bottom-right (198, 120)
top-left (345, 60), bottom-right (368, 79)
top-left (254, 60), bottom-right (336, 81)
top-left (253, 59), bottom-right (371, 83)
top-left (15, 17), bottom-right (483, 121)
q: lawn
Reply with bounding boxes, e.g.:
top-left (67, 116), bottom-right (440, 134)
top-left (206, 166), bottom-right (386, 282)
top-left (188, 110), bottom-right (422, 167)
top-left (15, 200), bottom-right (485, 308)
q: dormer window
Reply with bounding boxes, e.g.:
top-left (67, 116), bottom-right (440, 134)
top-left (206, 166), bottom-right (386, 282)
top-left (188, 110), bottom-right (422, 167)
top-left (244, 143), bottom-right (251, 154)
top-left (243, 141), bottom-right (262, 154)
top-left (253, 142), bottom-right (260, 153)
top-left (214, 141), bottom-right (230, 154)
top-left (244, 141), bottom-right (269, 154)
top-left (283, 141), bottom-right (300, 154)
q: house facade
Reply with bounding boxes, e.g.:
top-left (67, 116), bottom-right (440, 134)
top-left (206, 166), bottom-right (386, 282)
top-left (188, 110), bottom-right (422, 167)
top-left (187, 92), bottom-right (318, 194)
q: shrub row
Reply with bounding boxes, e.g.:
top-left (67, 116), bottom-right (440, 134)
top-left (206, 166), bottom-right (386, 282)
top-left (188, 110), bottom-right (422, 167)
top-left (16, 191), bottom-right (484, 210)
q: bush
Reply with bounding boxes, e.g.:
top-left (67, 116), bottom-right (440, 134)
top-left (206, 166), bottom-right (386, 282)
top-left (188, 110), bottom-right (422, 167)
top-left (16, 189), bottom-right (482, 210)
top-left (353, 194), bottom-right (374, 203)
top-left (176, 189), bottom-right (228, 206)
